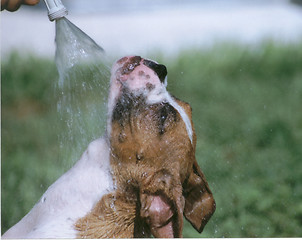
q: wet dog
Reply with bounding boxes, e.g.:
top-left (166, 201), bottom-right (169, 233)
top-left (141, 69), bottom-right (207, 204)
top-left (75, 56), bottom-right (215, 238)
top-left (2, 56), bottom-right (215, 239)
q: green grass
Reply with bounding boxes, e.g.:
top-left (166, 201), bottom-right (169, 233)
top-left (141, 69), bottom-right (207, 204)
top-left (2, 41), bottom-right (302, 237)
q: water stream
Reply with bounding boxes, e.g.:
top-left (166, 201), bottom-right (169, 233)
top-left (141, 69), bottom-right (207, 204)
top-left (55, 17), bottom-right (111, 166)
top-left (54, 16), bottom-right (194, 169)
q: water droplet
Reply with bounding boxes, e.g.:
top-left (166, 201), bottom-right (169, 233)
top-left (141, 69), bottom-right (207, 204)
top-left (110, 202), bottom-right (115, 210)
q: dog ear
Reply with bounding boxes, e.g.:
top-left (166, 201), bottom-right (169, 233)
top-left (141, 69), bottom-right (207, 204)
top-left (173, 98), bottom-right (216, 232)
top-left (183, 159), bottom-right (216, 233)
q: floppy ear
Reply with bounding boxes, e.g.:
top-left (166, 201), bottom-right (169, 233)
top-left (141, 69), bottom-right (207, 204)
top-left (183, 159), bottom-right (216, 233)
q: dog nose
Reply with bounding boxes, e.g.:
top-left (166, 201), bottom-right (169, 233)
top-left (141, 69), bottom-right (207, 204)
top-left (143, 59), bottom-right (167, 83)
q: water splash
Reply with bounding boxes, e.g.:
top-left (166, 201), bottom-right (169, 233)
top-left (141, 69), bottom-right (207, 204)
top-left (55, 17), bottom-right (111, 165)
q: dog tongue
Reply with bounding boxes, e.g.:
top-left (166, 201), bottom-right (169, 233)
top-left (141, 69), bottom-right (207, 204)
top-left (140, 194), bottom-right (174, 238)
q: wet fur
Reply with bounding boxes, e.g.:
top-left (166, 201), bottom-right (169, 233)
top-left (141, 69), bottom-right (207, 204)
top-left (75, 94), bottom-right (215, 238)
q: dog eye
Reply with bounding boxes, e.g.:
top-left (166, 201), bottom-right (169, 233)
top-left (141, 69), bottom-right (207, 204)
top-left (143, 60), bottom-right (167, 83)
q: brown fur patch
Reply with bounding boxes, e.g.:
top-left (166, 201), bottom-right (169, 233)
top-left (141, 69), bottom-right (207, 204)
top-left (75, 96), bottom-right (215, 238)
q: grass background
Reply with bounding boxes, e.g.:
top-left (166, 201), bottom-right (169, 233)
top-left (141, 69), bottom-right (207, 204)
top-left (2, 41), bottom-right (302, 237)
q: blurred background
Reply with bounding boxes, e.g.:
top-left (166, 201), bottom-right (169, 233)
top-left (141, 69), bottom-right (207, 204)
top-left (2, 0), bottom-right (302, 237)
top-left (2, 0), bottom-right (302, 57)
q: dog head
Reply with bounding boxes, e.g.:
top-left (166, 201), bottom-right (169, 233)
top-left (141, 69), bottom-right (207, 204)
top-left (108, 56), bottom-right (215, 237)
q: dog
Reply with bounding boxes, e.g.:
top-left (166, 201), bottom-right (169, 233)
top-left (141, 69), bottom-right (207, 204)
top-left (2, 56), bottom-right (215, 238)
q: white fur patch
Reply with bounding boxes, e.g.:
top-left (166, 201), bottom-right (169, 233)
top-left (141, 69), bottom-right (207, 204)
top-left (2, 137), bottom-right (114, 239)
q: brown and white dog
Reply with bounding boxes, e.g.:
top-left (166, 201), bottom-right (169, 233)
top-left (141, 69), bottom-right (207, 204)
top-left (2, 56), bottom-right (215, 238)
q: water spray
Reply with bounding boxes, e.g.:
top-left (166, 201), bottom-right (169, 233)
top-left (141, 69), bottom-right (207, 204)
top-left (43, 0), bottom-right (68, 21)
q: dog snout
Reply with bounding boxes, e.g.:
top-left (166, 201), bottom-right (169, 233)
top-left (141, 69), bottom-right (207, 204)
top-left (115, 56), bottom-right (167, 84)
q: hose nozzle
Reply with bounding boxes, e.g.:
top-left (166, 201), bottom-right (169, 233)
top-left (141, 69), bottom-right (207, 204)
top-left (43, 0), bottom-right (68, 21)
